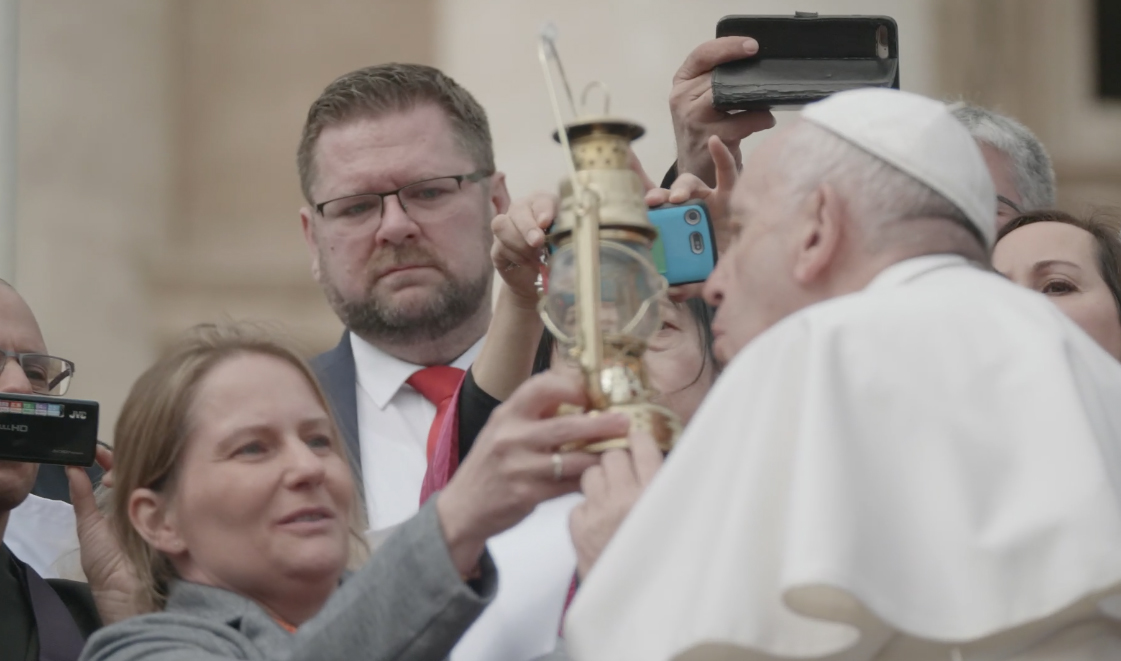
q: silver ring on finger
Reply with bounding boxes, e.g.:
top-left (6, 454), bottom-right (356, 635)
top-left (503, 261), bottom-right (519, 272)
top-left (551, 452), bottom-right (564, 481)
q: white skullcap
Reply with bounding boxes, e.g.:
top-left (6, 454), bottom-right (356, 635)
top-left (802, 88), bottom-right (997, 247)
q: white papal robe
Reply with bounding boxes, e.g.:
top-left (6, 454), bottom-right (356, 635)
top-left (565, 254), bottom-right (1121, 661)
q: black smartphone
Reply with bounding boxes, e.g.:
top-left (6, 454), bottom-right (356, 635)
top-left (713, 13), bottom-right (899, 111)
top-left (0, 392), bottom-right (99, 466)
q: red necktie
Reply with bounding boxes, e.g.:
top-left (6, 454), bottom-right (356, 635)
top-left (558, 573), bottom-right (579, 636)
top-left (407, 366), bottom-right (466, 464)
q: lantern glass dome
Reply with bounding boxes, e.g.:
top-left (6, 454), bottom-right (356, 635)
top-left (542, 239), bottom-right (664, 347)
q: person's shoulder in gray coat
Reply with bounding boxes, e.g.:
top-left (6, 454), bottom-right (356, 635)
top-left (81, 501), bottom-right (496, 661)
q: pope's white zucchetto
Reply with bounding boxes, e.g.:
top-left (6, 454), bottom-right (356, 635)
top-left (802, 88), bottom-right (997, 247)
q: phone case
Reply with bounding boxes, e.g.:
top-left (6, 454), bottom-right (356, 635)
top-left (713, 14), bottom-right (899, 111)
top-left (648, 201), bottom-right (717, 286)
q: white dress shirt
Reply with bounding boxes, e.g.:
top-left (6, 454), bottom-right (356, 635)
top-left (350, 332), bottom-right (484, 533)
top-left (568, 256), bottom-right (1121, 660)
top-left (6, 493), bottom-right (78, 578)
top-left (452, 494), bottom-right (581, 661)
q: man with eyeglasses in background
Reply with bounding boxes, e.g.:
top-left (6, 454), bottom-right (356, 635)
top-left (298, 64), bottom-right (540, 660)
top-left (0, 279), bottom-right (135, 661)
top-left (2, 280), bottom-right (85, 581)
top-left (297, 63), bottom-right (510, 541)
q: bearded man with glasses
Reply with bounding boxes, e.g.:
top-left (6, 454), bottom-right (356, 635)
top-left (298, 63), bottom-right (510, 539)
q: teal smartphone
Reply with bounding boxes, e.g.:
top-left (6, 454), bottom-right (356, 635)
top-left (648, 201), bottom-right (717, 285)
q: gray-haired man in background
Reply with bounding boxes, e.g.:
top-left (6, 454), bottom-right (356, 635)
top-left (950, 103), bottom-right (1056, 228)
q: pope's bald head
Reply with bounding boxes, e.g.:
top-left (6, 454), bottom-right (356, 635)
top-left (750, 118), bottom-right (986, 257)
top-left (801, 88), bottom-right (996, 245)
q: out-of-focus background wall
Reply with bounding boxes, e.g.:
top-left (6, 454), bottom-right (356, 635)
top-left (6, 0), bottom-right (1120, 439)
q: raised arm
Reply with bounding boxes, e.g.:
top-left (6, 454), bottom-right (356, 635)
top-left (85, 373), bottom-right (631, 661)
top-left (473, 192), bottom-right (560, 401)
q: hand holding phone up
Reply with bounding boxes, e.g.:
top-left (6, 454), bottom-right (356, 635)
top-left (670, 37), bottom-right (776, 188)
top-left (647, 137), bottom-right (739, 301)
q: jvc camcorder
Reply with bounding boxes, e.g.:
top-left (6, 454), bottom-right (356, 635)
top-left (0, 392), bottom-right (98, 466)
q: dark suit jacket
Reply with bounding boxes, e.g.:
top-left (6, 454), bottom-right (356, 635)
top-left (1, 543), bottom-right (101, 661)
top-left (311, 333), bottom-right (363, 479)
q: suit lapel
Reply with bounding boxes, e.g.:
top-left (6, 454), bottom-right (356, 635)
top-left (311, 332), bottom-right (362, 477)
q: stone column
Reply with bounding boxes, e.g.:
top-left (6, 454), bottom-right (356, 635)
top-left (17, 0), bottom-right (176, 439)
top-left (147, 0), bottom-right (437, 356)
top-left (0, 0), bottom-right (17, 281)
top-left (16, 1), bottom-right (436, 440)
top-left (934, 0), bottom-right (1121, 210)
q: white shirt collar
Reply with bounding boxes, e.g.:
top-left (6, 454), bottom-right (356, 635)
top-left (864, 253), bottom-right (975, 292)
top-left (349, 332), bottom-right (485, 409)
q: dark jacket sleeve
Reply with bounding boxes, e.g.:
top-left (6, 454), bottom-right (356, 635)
top-left (455, 368), bottom-right (502, 463)
top-left (80, 500), bottom-right (496, 661)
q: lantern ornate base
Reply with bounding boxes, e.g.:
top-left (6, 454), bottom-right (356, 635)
top-left (558, 401), bottom-right (681, 454)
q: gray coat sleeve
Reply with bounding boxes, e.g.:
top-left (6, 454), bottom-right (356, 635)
top-left (81, 500), bottom-right (496, 661)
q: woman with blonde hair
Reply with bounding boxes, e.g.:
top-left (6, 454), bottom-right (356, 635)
top-left (82, 323), bottom-right (624, 661)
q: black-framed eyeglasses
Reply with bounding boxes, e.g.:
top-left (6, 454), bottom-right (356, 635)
top-left (314, 169), bottom-right (494, 227)
top-left (997, 195), bottom-right (1022, 215)
top-left (0, 350), bottom-right (76, 396)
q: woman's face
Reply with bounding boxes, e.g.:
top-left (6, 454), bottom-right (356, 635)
top-left (139, 353), bottom-right (354, 605)
top-left (643, 301), bottom-right (717, 424)
top-left (993, 222), bottom-right (1121, 360)
top-left (551, 301), bottom-right (716, 424)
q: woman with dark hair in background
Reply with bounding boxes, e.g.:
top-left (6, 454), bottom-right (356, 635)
top-left (992, 209), bottom-right (1121, 360)
top-left (531, 296), bottom-right (718, 409)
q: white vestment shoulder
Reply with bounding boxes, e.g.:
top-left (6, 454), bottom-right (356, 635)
top-left (565, 255), bottom-right (1121, 661)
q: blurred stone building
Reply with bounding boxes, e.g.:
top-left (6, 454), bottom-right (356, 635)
top-left (8, 0), bottom-right (1120, 439)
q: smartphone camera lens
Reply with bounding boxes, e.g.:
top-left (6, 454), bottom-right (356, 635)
top-left (689, 232), bottom-right (705, 254)
top-left (684, 208), bottom-right (701, 225)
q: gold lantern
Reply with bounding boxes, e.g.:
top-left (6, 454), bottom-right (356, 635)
top-left (537, 27), bottom-right (681, 453)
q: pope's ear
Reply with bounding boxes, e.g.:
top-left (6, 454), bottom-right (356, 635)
top-left (129, 487), bottom-right (186, 556)
top-left (792, 183), bottom-right (844, 284)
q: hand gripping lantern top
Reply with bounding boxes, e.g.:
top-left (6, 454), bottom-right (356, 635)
top-left (537, 26), bottom-right (681, 453)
